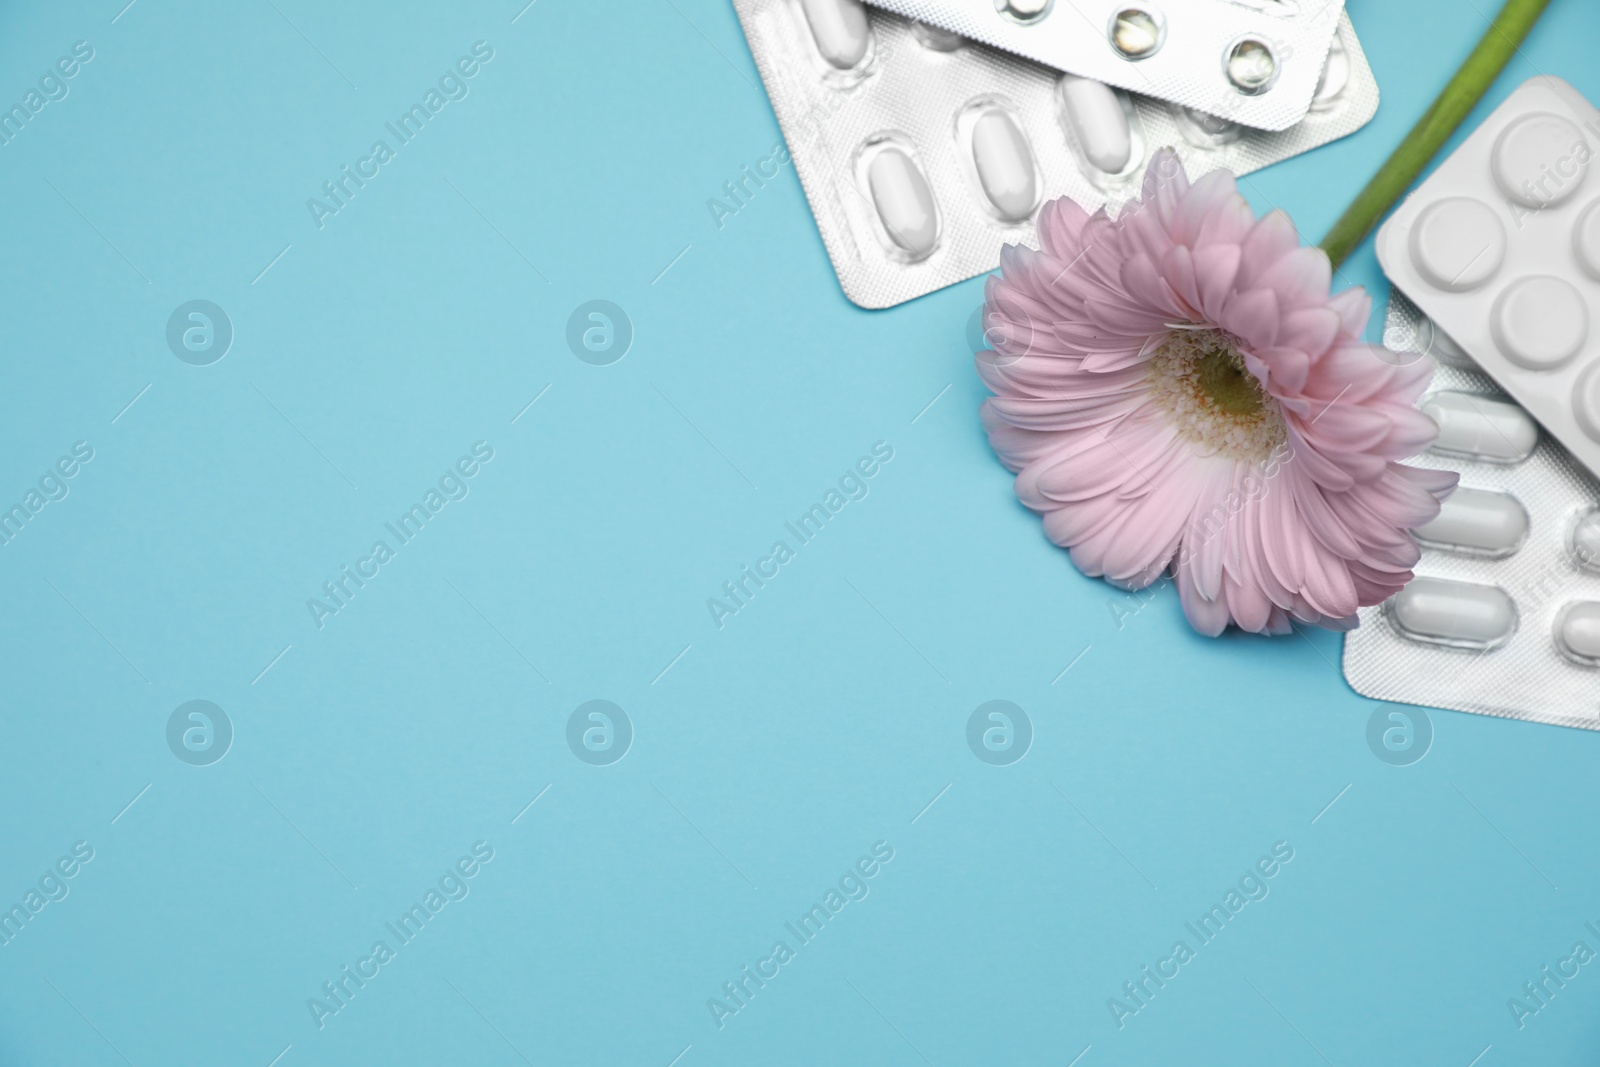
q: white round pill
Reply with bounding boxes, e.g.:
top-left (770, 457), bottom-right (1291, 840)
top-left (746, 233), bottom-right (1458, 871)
top-left (1058, 74), bottom-right (1132, 174)
top-left (866, 145), bottom-right (938, 257)
top-left (799, 0), bottom-right (870, 70)
top-left (1574, 200), bottom-right (1600, 281)
top-left (1411, 487), bottom-right (1529, 557)
top-left (1408, 197), bottom-right (1505, 292)
top-left (1492, 112), bottom-right (1589, 209)
top-left (1572, 362), bottom-right (1600, 443)
top-left (1554, 601), bottom-right (1600, 665)
top-left (1417, 317), bottom-right (1477, 368)
top-left (1388, 577), bottom-right (1517, 649)
top-left (1490, 275), bottom-right (1588, 371)
top-left (970, 108), bottom-right (1039, 221)
top-left (1421, 391), bottom-right (1538, 463)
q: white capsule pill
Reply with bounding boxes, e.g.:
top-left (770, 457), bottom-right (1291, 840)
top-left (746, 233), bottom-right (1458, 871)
top-left (1388, 577), bottom-right (1517, 650)
top-left (799, 0), bottom-right (870, 70)
top-left (1411, 487), bottom-right (1528, 557)
top-left (1555, 601), bottom-right (1600, 665)
top-left (1421, 391), bottom-right (1538, 463)
top-left (910, 20), bottom-right (962, 51)
top-left (1491, 275), bottom-right (1588, 371)
top-left (1409, 196), bottom-right (1505, 292)
top-left (866, 146), bottom-right (938, 257)
top-left (1571, 510), bottom-right (1600, 570)
top-left (1058, 75), bottom-right (1131, 174)
top-left (970, 108), bottom-right (1039, 221)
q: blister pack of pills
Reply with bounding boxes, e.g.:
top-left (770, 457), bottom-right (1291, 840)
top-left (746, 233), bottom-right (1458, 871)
top-left (1342, 290), bottom-right (1600, 731)
top-left (1377, 76), bottom-right (1600, 484)
top-left (733, 0), bottom-right (1377, 308)
top-left (860, 0), bottom-right (1347, 132)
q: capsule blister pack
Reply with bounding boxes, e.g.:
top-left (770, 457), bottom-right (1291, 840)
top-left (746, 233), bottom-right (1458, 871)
top-left (860, 0), bottom-right (1347, 132)
top-left (1377, 77), bottom-right (1600, 485)
top-left (732, 0), bottom-right (1377, 308)
top-left (1342, 291), bottom-right (1600, 731)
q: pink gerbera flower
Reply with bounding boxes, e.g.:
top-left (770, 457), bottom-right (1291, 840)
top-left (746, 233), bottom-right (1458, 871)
top-left (978, 150), bottom-right (1458, 636)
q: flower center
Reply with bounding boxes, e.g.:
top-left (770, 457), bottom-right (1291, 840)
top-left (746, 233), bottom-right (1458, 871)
top-left (1145, 328), bottom-right (1285, 461)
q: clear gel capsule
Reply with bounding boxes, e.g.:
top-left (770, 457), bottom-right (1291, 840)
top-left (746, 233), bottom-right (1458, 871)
top-left (866, 145), bottom-right (938, 257)
top-left (1388, 577), bottom-right (1517, 650)
top-left (1570, 509), bottom-right (1600, 570)
top-left (1109, 9), bottom-right (1161, 59)
top-left (1421, 392), bottom-right (1538, 463)
top-left (1226, 38), bottom-right (1277, 95)
top-left (800, 0), bottom-right (870, 69)
top-left (1058, 75), bottom-right (1131, 173)
top-left (1555, 602), bottom-right (1600, 666)
top-left (970, 107), bottom-right (1039, 220)
top-left (1410, 487), bottom-right (1529, 557)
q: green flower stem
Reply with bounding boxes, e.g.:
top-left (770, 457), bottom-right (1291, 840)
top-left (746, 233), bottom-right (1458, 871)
top-left (1318, 0), bottom-right (1551, 269)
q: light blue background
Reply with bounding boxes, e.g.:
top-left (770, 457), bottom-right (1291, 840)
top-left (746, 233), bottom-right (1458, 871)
top-left (0, 1), bottom-right (1595, 1064)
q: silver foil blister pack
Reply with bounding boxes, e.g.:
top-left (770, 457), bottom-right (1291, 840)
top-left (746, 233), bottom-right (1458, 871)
top-left (732, 0), bottom-right (1378, 308)
top-left (860, 0), bottom-right (1348, 132)
top-left (1342, 291), bottom-right (1600, 731)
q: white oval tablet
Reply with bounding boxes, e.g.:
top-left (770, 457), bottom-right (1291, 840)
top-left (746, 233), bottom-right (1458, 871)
top-left (1417, 317), bottom-right (1477, 368)
top-left (971, 108), bottom-right (1039, 220)
top-left (1058, 75), bottom-right (1131, 174)
top-left (1574, 199), bottom-right (1600, 281)
top-left (866, 146), bottom-right (938, 257)
top-left (1411, 487), bottom-right (1529, 557)
top-left (1555, 601), bottom-right (1600, 665)
top-left (1421, 391), bottom-right (1538, 463)
top-left (1491, 275), bottom-right (1588, 371)
top-left (1492, 112), bottom-right (1589, 209)
top-left (1408, 197), bottom-right (1505, 292)
top-left (1572, 510), bottom-right (1600, 570)
top-left (1388, 577), bottom-right (1517, 650)
top-left (799, 0), bottom-right (870, 69)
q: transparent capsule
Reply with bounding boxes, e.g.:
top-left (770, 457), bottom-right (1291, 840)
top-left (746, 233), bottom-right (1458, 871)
top-left (1411, 487), bottom-right (1529, 558)
top-left (1387, 577), bottom-right (1518, 650)
top-left (1421, 391), bottom-right (1538, 463)
top-left (1109, 9), bottom-right (1162, 59)
top-left (1226, 37), bottom-right (1278, 95)
top-left (1555, 601), bottom-right (1600, 666)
